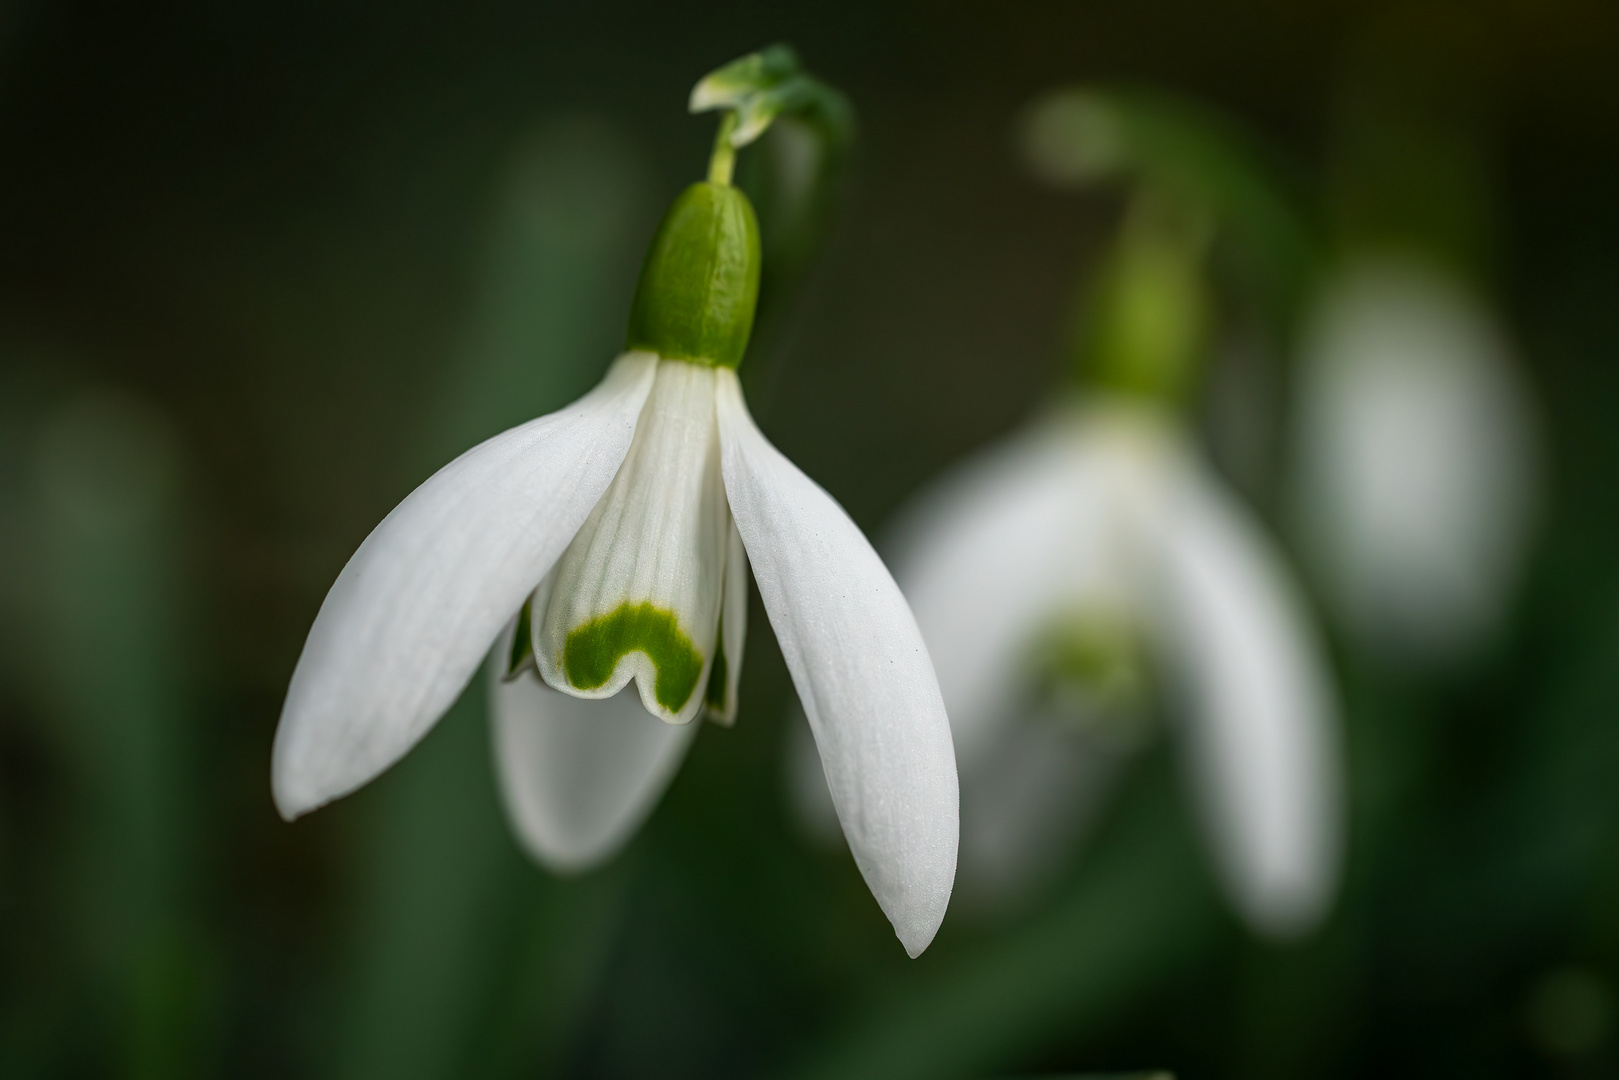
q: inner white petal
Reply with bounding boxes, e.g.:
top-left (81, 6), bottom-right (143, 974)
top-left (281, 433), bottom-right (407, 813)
top-left (490, 618), bottom-right (700, 875)
top-left (535, 359), bottom-right (729, 724)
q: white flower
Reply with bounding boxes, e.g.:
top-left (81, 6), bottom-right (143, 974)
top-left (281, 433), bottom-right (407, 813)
top-left (274, 352), bottom-right (957, 956)
top-left (796, 398), bottom-right (1343, 937)
top-left (1290, 257), bottom-right (1540, 664)
top-left (270, 69), bottom-right (958, 957)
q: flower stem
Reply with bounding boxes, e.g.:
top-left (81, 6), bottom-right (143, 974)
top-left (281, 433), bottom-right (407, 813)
top-left (708, 112), bottom-right (739, 186)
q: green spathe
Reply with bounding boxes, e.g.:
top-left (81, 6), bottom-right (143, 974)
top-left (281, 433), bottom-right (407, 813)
top-left (625, 182), bottom-right (762, 369)
top-left (562, 601), bottom-right (706, 713)
top-left (505, 599), bottom-right (535, 679)
top-left (704, 616), bottom-right (729, 712)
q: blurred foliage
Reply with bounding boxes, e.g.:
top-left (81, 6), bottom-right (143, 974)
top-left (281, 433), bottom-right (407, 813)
top-left (1, 2), bottom-right (1619, 1078)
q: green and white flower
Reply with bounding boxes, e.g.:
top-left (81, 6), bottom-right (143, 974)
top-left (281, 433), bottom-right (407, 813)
top-left (885, 396), bottom-right (1340, 935)
top-left (271, 47), bottom-right (958, 958)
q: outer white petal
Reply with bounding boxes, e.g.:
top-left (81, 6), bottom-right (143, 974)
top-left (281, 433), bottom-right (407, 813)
top-left (1292, 258), bottom-right (1538, 662)
top-left (490, 621), bottom-right (698, 872)
top-left (715, 369), bottom-right (958, 958)
top-left (884, 416), bottom-right (1110, 772)
top-left (1153, 468), bottom-right (1342, 937)
top-left (272, 352), bottom-right (659, 820)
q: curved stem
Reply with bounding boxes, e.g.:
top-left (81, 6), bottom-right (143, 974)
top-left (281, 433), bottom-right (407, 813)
top-left (708, 113), bottom-right (739, 186)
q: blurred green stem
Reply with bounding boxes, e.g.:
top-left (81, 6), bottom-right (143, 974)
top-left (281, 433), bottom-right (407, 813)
top-left (709, 112), bottom-right (740, 186)
top-left (32, 391), bottom-right (214, 1079)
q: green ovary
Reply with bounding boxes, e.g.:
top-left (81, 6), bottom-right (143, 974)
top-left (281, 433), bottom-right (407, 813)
top-left (562, 602), bottom-right (706, 713)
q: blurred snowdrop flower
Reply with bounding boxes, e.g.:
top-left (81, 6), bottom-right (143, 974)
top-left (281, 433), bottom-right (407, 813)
top-left (796, 195), bottom-right (1343, 938)
top-left (273, 46), bottom-right (957, 958)
top-left (905, 399), bottom-right (1338, 935)
top-left (1290, 256), bottom-right (1539, 664)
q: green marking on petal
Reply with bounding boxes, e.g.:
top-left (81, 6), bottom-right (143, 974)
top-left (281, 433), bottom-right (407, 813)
top-left (562, 602), bottom-right (705, 713)
top-left (704, 616), bottom-right (729, 713)
top-left (1026, 613), bottom-right (1156, 748)
top-left (505, 599), bottom-right (536, 680)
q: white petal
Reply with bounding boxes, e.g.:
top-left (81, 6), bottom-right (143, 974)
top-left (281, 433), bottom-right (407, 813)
top-left (271, 352), bottom-right (659, 820)
top-left (1153, 468), bottom-right (1342, 937)
top-left (536, 360), bottom-right (727, 724)
top-left (1292, 258), bottom-right (1538, 662)
top-left (715, 369), bottom-right (958, 958)
top-left (885, 407), bottom-right (1165, 773)
top-left (490, 620), bottom-right (698, 872)
top-left (705, 518), bottom-right (748, 725)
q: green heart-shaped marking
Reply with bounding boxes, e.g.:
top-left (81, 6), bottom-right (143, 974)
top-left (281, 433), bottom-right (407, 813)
top-left (562, 602), bottom-right (705, 713)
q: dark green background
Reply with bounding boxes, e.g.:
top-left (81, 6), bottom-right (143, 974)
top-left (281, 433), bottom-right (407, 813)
top-left (2, 2), bottom-right (1618, 1077)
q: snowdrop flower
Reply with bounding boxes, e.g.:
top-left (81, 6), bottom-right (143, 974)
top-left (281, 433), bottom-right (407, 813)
top-left (896, 400), bottom-right (1339, 935)
top-left (795, 195), bottom-right (1342, 937)
top-left (1290, 256), bottom-right (1539, 664)
top-left (271, 47), bottom-right (958, 957)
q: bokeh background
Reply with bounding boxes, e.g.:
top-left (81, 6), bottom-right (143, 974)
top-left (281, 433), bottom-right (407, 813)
top-left (3, 1), bottom-right (1619, 1077)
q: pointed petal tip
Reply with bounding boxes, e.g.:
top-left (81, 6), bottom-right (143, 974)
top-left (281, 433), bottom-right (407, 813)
top-left (897, 909), bottom-right (946, 958)
top-left (269, 697), bottom-right (370, 823)
top-left (512, 835), bottom-right (615, 877)
top-left (1236, 862), bottom-right (1337, 941)
top-left (269, 751), bottom-right (335, 823)
top-left (269, 777), bottom-right (316, 823)
top-left (891, 847), bottom-right (956, 957)
top-left (269, 732), bottom-right (315, 822)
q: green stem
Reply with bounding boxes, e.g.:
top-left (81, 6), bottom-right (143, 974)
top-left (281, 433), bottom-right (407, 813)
top-left (708, 112), bottom-right (739, 186)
